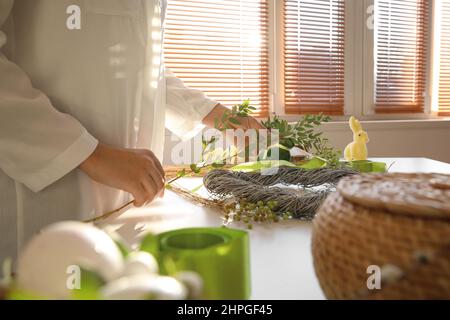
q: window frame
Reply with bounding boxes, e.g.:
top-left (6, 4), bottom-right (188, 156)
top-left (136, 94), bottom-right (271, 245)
top-left (267, 0), bottom-right (443, 121)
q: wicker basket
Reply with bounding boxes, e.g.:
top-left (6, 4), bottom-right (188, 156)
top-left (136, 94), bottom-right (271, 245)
top-left (312, 173), bottom-right (450, 300)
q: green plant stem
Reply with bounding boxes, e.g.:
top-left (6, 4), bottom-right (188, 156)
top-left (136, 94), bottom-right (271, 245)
top-left (84, 200), bottom-right (134, 224)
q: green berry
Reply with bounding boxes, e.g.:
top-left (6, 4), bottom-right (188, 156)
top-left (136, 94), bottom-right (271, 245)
top-left (267, 201), bottom-right (278, 210)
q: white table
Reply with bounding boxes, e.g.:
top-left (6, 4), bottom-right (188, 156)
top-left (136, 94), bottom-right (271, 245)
top-left (100, 158), bottom-right (450, 300)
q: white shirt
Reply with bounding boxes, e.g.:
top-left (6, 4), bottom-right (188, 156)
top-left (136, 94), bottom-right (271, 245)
top-left (0, 0), bottom-right (217, 264)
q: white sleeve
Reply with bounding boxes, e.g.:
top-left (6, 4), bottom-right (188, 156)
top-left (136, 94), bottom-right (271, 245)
top-left (165, 68), bottom-right (218, 140)
top-left (0, 0), bottom-right (98, 192)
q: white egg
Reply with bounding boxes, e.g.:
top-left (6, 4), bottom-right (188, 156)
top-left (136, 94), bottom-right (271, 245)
top-left (17, 221), bottom-right (124, 299)
top-left (122, 251), bottom-right (159, 277)
top-left (101, 274), bottom-right (187, 300)
top-left (175, 271), bottom-right (203, 300)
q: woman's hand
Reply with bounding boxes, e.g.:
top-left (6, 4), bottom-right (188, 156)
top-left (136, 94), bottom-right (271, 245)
top-left (202, 104), bottom-right (264, 130)
top-left (80, 143), bottom-right (165, 207)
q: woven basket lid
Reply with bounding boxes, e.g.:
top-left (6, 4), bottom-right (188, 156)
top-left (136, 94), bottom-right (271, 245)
top-left (337, 173), bottom-right (450, 220)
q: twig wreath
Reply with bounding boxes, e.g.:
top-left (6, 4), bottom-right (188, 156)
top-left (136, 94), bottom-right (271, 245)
top-left (203, 167), bottom-right (358, 221)
top-left (85, 101), bottom-right (385, 226)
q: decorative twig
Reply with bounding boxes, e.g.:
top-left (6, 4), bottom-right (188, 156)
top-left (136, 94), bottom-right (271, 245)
top-left (167, 184), bottom-right (224, 210)
top-left (84, 200), bottom-right (134, 224)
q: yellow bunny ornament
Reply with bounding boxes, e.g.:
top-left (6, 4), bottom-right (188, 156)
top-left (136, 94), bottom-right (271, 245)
top-left (344, 116), bottom-right (369, 161)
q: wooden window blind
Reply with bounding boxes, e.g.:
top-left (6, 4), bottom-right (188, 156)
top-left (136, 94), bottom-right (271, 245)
top-left (164, 0), bottom-right (270, 117)
top-left (374, 0), bottom-right (429, 114)
top-left (283, 0), bottom-right (345, 115)
top-left (439, 0), bottom-right (450, 116)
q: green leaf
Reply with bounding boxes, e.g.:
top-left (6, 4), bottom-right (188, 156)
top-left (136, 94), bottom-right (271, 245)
top-left (190, 164), bottom-right (201, 174)
top-left (231, 160), bottom-right (297, 172)
top-left (190, 184), bottom-right (204, 194)
top-left (298, 157), bottom-right (328, 170)
top-left (212, 162), bottom-right (226, 168)
top-left (177, 169), bottom-right (187, 178)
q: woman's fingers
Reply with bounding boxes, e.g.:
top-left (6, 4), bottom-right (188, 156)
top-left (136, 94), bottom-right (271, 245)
top-left (141, 177), bottom-right (158, 202)
top-left (143, 150), bottom-right (165, 180)
top-left (133, 183), bottom-right (150, 207)
top-left (145, 157), bottom-right (165, 194)
top-left (248, 117), bottom-right (265, 129)
top-left (145, 166), bottom-right (165, 198)
top-left (79, 144), bottom-right (168, 207)
top-left (133, 155), bottom-right (165, 206)
top-left (226, 116), bottom-right (263, 131)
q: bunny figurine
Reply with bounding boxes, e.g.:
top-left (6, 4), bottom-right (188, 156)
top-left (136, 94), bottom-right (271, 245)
top-left (344, 116), bottom-right (369, 161)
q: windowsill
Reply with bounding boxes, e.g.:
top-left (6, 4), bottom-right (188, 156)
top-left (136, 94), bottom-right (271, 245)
top-left (259, 112), bottom-right (450, 129)
top-left (318, 118), bottom-right (450, 131)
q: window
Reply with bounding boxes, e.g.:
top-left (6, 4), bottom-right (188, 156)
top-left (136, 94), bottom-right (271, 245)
top-left (165, 0), bottom-right (449, 119)
top-left (283, 0), bottom-right (345, 115)
top-left (164, 0), bottom-right (270, 117)
top-left (438, 0), bottom-right (450, 116)
top-left (373, 0), bottom-right (429, 114)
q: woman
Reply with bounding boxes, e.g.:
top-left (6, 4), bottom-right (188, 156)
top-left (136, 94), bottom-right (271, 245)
top-left (0, 0), bottom-right (261, 264)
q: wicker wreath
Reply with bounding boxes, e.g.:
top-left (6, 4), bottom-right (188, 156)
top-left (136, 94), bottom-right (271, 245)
top-left (203, 167), bottom-right (358, 220)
